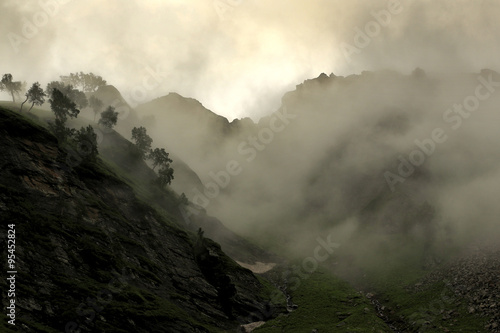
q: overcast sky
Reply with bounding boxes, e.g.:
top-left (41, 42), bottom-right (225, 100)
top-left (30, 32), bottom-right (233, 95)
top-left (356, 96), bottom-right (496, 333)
top-left (2, 0), bottom-right (500, 120)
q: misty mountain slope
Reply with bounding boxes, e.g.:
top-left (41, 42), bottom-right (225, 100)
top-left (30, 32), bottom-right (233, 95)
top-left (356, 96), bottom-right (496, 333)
top-left (91, 85), bottom-right (140, 127)
top-left (0, 106), bottom-right (285, 332)
top-left (89, 87), bottom-right (209, 195)
top-left (92, 85), bottom-right (130, 109)
top-left (88, 85), bottom-right (143, 143)
top-left (135, 92), bottom-right (258, 172)
top-left (95, 123), bottom-right (278, 264)
top-left (84, 87), bottom-right (245, 201)
top-left (169, 153), bottom-right (205, 196)
top-left (92, 70), bottom-right (500, 260)
top-left (1, 98), bottom-right (277, 265)
top-left (165, 70), bottom-right (500, 255)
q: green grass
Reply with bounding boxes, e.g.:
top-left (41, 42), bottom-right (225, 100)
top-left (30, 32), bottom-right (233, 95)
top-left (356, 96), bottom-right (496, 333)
top-left (252, 231), bottom-right (489, 333)
top-left (255, 265), bottom-right (390, 332)
top-left (256, 275), bottom-right (287, 308)
top-left (381, 281), bottom-right (487, 332)
top-left (327, 234), bottom-right (488, 332)
top-left (361, 260), bottom-right (488, 333)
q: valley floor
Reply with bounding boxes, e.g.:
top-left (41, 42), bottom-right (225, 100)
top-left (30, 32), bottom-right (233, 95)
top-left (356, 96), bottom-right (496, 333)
top-left (248, 242), bottom-right (499, 333)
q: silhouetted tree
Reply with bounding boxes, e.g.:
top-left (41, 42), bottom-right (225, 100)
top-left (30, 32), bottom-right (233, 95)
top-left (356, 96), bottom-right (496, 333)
top-left (45, 81), bottom-right (66, 99)
top-left (20, 82), bottom-right (46, 112)
top-left (131, 126), bottom-right (152, 159)
top-left (46, 81), bottom-right (68, 99)
top-left (89, 96), bottom-right (104, 121)
top-left (46, 81), bottom-right (87, 109)
top-left (49, 88), bottom-right (79, 142)
top-left (1, 74), bottom-right (23, 102)
top-left (74, 125), bottom-right (98, 162)
top-left (148, 148), bottom-right (172, 171)
top-left (49, 89), bottom-right (79, 121)
top-left (158, 164), bottom-right (174, 187)
top-left (50, 118), bottom-right (75, 143)
top-left (98, 106), bottom-right (118, 129)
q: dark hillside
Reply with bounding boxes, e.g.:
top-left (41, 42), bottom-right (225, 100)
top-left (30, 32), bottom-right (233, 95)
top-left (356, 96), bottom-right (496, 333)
top-left (0, 106), bottom-right (283, 332)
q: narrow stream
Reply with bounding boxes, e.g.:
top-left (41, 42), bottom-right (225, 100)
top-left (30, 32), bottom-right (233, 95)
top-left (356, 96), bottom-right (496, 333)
top-left (280, 276), bottom-right (298, 312)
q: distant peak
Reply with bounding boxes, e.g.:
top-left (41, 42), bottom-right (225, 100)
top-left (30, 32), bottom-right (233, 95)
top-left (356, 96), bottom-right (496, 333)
top-left (157, 92), bottom-right (202, 105)
top-left (317, 72), bottom-right (329, 80)
top-left (166, 92), bottom-right (183, 98)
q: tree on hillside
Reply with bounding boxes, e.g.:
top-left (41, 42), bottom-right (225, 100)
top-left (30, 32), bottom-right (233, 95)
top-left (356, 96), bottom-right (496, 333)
top-left (50, 118), bottom-right (74, 143)
top-left (20, 82), bottom-right (46, 112)
top-left (89, 96), bottom-right (104, 121)
top-left (157, 164), bottom-right (174, 188)
top-left (46, 81), bottom-right (67, 99)
top-left (60, 73), bottom-right (79, 87)
top-left (46, 81), bottom-right (88, 109)
top-left (82, 72), bottom-right (107, 92)
top-left (74, 125), bottom-right (98, 162)
top-left (148, 147), bottom-right (174, 187)
top-left (49, 88), bottom-right (80, 142)
top-left (71, 89), bottom-right (88, 109)
top-left (46, 81), bottom-right (69, 99)
top-left (49, 89), bottom-right (79, 121)
top-left (1, 74), bottom-right (23, 103)
top-left (61, 72), bottom-right (107, 92)
top-left (131, 126), bottom-right (153, 159)
top-left (98, 106), bottom-right (118, 129)
top-left (148, 148), bottom-right (172, 171)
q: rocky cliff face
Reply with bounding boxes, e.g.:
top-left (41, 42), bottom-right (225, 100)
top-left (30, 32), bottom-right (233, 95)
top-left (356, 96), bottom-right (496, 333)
top-left (0, 107), bottom-right (282, 332)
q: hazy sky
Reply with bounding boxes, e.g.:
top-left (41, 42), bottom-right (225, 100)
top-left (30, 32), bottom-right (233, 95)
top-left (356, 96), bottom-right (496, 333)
top-left (2, 0), bottom-right (500, 120)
